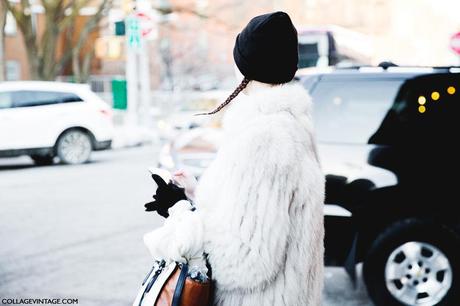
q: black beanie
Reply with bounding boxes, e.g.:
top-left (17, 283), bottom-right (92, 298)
top-left (233, 11), bottom-right (298, 84)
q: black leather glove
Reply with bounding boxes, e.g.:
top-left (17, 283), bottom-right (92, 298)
top-left (144, 174), bottom-right (187, 218)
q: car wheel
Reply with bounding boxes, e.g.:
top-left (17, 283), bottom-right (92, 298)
top-left (363, 219), bottom-right (460, 306)
top-left (31, 155), bottom-right (54, 166)
top-left (56, 130), bottom-right (92, 165)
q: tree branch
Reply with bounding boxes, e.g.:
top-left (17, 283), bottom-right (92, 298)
top-left (58, 0), bottom-right (91, 29)
top-left (156, 5), bottom-right (207, 19)
top-left (2, 0), bottom-right (21, 21)
top-left (59, 0), bottom-right (112, 79)
top-left (55, 23), bottom-right (74, 75)
top-left (56, 0), bottom-right (101, 74)
top-left (19, 0), bottom-right (30, 12)
top-left (5, 0), bottom-right (36, 51)
top-left (72, 0), bottom-right (112, 53)
top-left (0, 0), bottom-right (7, 81)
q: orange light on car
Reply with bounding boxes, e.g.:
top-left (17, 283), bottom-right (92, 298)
top-left (447, 86), bottom-right (456, 95)
top-left (431, 91), bottom-right (440, 101)
top-left (418, 96), bottom-right (426, 105)
top-left (418, 105), bottom-right (426, 113)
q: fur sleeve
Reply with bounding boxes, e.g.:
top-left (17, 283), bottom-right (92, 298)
top-left (143, 201), bottom-right (204, 263)
top-left (200, 120), bottom-right (298, 292)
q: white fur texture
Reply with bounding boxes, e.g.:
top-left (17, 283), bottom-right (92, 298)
top-left (144, 82), bottom-right (325, 306)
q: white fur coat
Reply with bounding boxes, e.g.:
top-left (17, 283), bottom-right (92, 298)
top-left (144, 82), bottom-right (325, 306)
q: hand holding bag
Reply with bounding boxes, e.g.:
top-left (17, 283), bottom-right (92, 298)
top-left (133, 260), bottom-right (212, 306)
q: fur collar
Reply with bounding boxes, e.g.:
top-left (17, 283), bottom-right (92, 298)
top-left (222, 81), bottom-right (312, 132)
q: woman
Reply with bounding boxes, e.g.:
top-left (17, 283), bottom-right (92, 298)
top-left (144, 11), bottom-right (325, 306)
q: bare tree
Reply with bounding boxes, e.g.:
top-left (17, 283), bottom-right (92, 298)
top-left (0, 0), bottom-right (7, 81)
top-left (153, 0), bottom-right (246, 90)
top-left (1, 0), bottom-right (112, 81)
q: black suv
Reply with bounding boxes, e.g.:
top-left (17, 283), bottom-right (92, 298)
top-left (300, 67), bottom-right (460, 306)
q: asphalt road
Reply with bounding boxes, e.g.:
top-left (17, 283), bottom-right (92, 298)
top-left (0, 145), bottom-right (373, 306)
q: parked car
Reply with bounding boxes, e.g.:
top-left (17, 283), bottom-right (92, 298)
top-left (0, 81), bottom-right (113, 165)
top-left (158, 127), bottom-right (221, 177)
top-left (159, 66), bottom-right (460, 306)
top-left (154, 90), bottom-right (229, 141)
top-left (297, 26), bottom-right (371, 69)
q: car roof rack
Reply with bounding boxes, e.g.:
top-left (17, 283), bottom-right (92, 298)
top-left (335, 64), bottom-right (460, 73)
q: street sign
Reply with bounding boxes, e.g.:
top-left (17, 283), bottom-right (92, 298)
top-left (135, 12), bottom-right (154, 37)
top-left (450, 32), bottom-right (460, 55)
top-left (126, 16), bottom-right (141, 48)
top-left (115, 20), bottom-right (125, 36)
top-left (126, 12), bottom-right (156, 48)
top-left (125, 11), bottom-right (152, 126)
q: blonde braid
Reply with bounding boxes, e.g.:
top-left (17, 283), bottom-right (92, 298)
top-left (195, 78), bottom-right (251, 116)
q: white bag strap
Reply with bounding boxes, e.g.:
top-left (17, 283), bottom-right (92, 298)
top-left (132, 261), bottom-right (177, 306)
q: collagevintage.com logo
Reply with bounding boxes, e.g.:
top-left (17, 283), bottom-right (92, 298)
top-left (1, 298), bottom-right (79, 305)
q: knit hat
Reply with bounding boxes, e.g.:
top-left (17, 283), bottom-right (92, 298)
top-left (233, 11), bottom-right (298, 84)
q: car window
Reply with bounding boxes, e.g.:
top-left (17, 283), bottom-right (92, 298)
top-left (298, 33), bottom-right (329, 68)
top-left (0, 92), bottom-right (13, 109)
top-left (310, 79), bottom-right (404, 144)
top-left (299, 43), bottom-right (320, 68)
top-left (369, 73), bottom-right (460, 145)
top-left (11, 90), bottom-right (83, 108)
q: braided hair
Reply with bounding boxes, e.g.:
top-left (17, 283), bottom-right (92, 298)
top-left (196, 77), bottom-right (251, 116)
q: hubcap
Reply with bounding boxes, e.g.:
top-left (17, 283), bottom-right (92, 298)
top-left (385, 241), bottom-right (452, 306)
top-left (59, 131), bottom-right (91, 164)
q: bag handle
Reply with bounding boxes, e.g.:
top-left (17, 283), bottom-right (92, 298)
top-left (171, 257), bottom-right (212, 306)
top-left (137, 261), bottom-right (166, 306)
top-left (172, 263), bottom-right (189, 306)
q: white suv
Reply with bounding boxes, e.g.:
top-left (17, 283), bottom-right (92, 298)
top-left (0, 81), bottom-right (114, 165)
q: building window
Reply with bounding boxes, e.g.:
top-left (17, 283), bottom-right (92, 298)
top-left (6, 61), bottom-right (21, 81)
top-left (5, 12), bottom-right (17, 36)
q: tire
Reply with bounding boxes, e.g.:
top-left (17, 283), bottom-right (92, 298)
top-left (31, 154), bottom-right (54, 166)
top-left (363, 219), bottom-right (460, 306)
top-left (56, 129), bottom-right (92, 165)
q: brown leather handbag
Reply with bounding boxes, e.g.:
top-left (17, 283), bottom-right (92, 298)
top-left (133, 261), bottom-right (212, 306)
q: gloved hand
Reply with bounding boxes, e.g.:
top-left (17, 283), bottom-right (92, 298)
top-left (144, 174), bottom-right (187, 218)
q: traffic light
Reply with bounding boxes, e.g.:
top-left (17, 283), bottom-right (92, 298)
top-left (115, 20), bottom-right (125, 36)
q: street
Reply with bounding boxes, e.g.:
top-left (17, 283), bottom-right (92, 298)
top-left (0, 145), bottom-right (372, 306)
